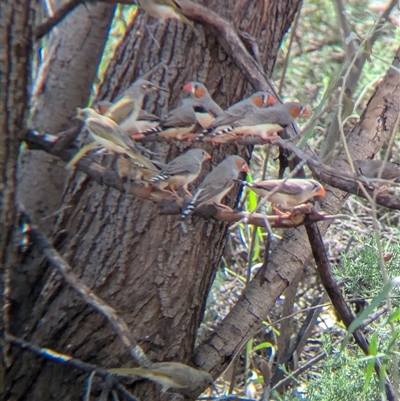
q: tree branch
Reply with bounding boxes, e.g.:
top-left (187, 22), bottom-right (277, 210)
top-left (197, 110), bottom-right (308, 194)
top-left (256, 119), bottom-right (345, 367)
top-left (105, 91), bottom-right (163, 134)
top-left (35, 0), bottom-right (83, 39)
top-left (5, 334), bottom-right (140, 401)
top-left (20, 211), bottom-right (150, 367)
top-left (24, 130), bottom-right (342, 228)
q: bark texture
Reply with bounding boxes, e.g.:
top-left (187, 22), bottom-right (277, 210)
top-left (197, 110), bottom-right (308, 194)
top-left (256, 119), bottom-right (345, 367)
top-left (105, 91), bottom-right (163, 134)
top-left (1, 0), bottom-right (35, 397)
top-left (17, 2), bottom-right (115, 234)
top-left (6, 1), bottom-right (300, 400)
top-left (195, 48), bottom-right (400, 377)
top-left (7, 0), bottom-right (115, 368)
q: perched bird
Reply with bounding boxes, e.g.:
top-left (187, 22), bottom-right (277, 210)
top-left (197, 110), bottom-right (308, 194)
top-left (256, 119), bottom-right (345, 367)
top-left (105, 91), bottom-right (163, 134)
top-left (103, 79), bottom-right (166, 133)
top-left (238, 178), bottom-right (326, 214)
top-left (147, 148), bottom-right (211, 195)
top-left (181, 155), bottom-right (249, 219)
top-left (144, 98), bottom-right (199, 140)
top-left (66, 108), bottom-right (156, 171)
top-left (117, 156), bottom-right (165, 181)
top-left (355, 160), bottom-right (400, 182)
top-left (96, 100), bottom-right (161, 136)
top-left (137, 0), bottom-right (199, 36)
top-left (205, 92), bottom-right (277, 132)
top-left (109, 361), bottom-right (214, 393)
top-left (208, 102), bottom-right (310, 141)
top-left (183, 81), bottom-right (224, 129)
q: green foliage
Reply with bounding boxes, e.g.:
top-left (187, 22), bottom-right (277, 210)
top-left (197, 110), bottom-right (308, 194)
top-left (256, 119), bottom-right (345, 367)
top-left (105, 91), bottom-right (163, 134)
top-left (334, 235), bottom-right (400, 304)
top-left (302, 349), bottom-right (382, 401)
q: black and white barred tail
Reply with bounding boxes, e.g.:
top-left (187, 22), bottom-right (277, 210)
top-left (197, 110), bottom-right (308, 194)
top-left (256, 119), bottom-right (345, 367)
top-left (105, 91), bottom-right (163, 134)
top-left (214, 126), bottom-right (234, 136)
top-left (142, 125), bottom-right (163, 136)
top-left (147, 173), bottom-right (170, 183)
top-left (181, 190), bottom-right (202, 219)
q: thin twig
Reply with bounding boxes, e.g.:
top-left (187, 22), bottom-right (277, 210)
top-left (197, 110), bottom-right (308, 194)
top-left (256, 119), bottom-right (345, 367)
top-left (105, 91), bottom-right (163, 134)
top-left (35, 0), bottom-right (83, 39)
top-left (85, 371), bottom-right (96, 401)
top-left (20, 212), bottom-right (150, 367)
top-left (305, 223), bottom-right (396, 401)
top-left (5, 334), bottom-right (141, 401)
top-left (271, 339), bottom-right (342, 392)
top-left (24, 131), bottom-right (343, 228)
top-left (278, 5), bottom-right (302, 95)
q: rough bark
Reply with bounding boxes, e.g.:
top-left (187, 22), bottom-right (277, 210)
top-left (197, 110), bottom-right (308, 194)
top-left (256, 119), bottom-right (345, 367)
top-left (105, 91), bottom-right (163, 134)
top-left (17, 1), bottom-right (115, 233)
top-left (195, 48), bottom-right (400, 379)
top-left (6, 1), bottom-right (301, 400)
top-left (1, 0), bottom-right (35, 397)
top-left (7, 0), bottom-right (115, 360)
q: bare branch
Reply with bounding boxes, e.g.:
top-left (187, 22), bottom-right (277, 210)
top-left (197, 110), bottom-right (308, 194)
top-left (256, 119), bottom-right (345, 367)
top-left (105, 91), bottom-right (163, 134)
top-left (35, 0), bottom-right (83, 40)
top-left (5, 334), bottom-right (140, 401)
top-left (20, 212), bottom-right (150, 367)
top-left (24, 131), bottom-right (342, 228)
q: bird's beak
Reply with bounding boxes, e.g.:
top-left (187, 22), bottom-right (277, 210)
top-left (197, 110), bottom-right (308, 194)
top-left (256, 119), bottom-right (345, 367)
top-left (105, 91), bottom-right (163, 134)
top-left (183, 82), bottom-right (192, 93)
top-left (73, 108), bottom-right (83, 120)
top-left (205, 152), bottom-right (212, 160)
top-left (154, 84), bottom-right (169, 93)
top-left (267, 94), bottom-right (277, 105)
top-left (302, 108), bottom-right (311, 116)
top-left (241, 164), bottom-right (250, 173)
top-left (316, 187), bottom-right (326, 197)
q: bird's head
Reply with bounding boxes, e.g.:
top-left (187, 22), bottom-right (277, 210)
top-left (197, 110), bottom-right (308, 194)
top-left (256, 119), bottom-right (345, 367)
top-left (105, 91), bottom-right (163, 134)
top-left (229, 156), bottom-right (249, 173)
top-left (134, 79), bottom-right (168, 95)
top-left (284, 102), bottom-right (311, 118)
top-left (189, 148), bottom-right (212, 161)
top-left (74, 107), bottom-right (98, 120)
top-left (311, 181), bottom-right (326, 197)
top-left (183, 82), bottom-right (208, 99)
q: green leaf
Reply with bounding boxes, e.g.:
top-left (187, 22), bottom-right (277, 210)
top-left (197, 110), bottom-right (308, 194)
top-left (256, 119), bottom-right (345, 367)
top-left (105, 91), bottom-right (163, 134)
top-left (252, 341), bottom-right (274, 352)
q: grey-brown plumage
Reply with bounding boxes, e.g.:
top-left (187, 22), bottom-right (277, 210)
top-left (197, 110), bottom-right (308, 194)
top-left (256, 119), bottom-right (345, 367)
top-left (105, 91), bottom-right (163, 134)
top-left (137, 0), bottom-right (199, 35)
top-left (109, 361), bottom-right (214, 393)
top-left (147, 148), bottom-right (211, 195)
top-left (104, 79), bottom-right (165, 132)
top-left (355, 160), bottom-right (400, 182)
top-left (144, 98), bottom-right (198, 139)
top-left (183, 81), bottom-right (224, 129)
top-left (204, 92), bottom-right (277, 132)
top-left (238, 178), bottom-right (326, 210)
top-left (181, 155), bottom-right (249, 219)
top-left (208, 102), bottom-right (309, 140)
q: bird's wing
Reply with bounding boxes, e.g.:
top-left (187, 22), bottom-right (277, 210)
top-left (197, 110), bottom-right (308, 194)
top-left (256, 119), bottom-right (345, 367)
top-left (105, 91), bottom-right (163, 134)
top-left (192, 168), bottom-right (236, 205)
top-left (162, 103), bottom-right (196, 127)
top-left (163, 156), bottom-right (200, 176)
top-left (105, 96), bottom-right (136, 124)
top-left (253, 180), bottom-right (310, 196)
top-left (138, 109), bottom-right (160, 122)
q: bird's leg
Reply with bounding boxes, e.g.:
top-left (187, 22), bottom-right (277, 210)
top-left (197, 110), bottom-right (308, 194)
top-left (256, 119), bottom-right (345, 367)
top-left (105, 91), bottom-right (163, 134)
top-left (66, 141), bottom-right (100, 169)
top-left (182, 186), bottom-right (192, 197)
top-left (272, 205), bottom-right (291, 218)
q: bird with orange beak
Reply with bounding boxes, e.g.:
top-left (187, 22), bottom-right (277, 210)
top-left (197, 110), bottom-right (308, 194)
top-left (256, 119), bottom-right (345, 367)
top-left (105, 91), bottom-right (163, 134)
top-left (183, 81), bottom-right (224, 129)
top-left (207, 101), bottom-right (310, 142)
top-left (147, 148), bottom-right (211, 196)
top-left (237, 178), bottom-right (325, 215)
top-left (181, 155), bottom-right (249, 219)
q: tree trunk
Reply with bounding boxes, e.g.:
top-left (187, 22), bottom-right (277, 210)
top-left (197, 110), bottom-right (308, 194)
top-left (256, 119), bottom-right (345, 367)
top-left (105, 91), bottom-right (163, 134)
top-left (1, 0), bottom-right (35, 398)
top-left (6, 1), bottom-right (300, 400)
top-left (8, 0), bottom-right (115, 352)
